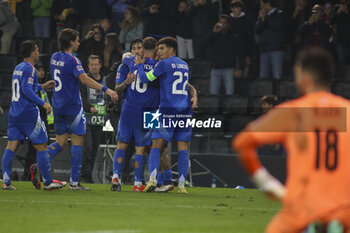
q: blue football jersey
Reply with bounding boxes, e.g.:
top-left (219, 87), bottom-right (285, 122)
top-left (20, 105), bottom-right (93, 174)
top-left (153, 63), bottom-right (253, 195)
top-left (50, 52), bottom-right (86, 114)
top-left (148, 56), bottom-right (192, 113)
top-left (9, 62), bottom-right (44, 121)
top-left (120, 56), bottom-right (159, 109)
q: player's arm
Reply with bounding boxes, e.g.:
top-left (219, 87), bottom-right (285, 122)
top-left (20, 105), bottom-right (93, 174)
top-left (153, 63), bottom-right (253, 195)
top-left (232, 107), bottom-right (291, 200)
top-left (78, 73), bottom-right (118, 102)
top-left (188, 83), bottom-right (198, 110)
top-left (21, 75), bottom-right (52, 113)
top-left (135, 57), bottom-right (165, 84)
top-left (115, 72), bottom-right (135, 93)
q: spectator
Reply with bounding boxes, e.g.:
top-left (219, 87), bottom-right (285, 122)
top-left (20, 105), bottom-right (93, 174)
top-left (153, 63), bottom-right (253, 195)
top-left (292, 0), bottom-right (311, 42)
top-left (101, 18), bottom-right (114, 35)
top-left (331, 0), bottom-right (350, 64)
top-left (230, 0), bottom-right (254, 78)
top-left (207, 14), bottom-right (236, 95)
top-left (78, 23), bottom-right (105, 69)
top-left (0, 1), bottom-right (20, 54)
top-left (108, 0), bottom-right (133, 34)
top-left (255, 0), bottom-right (285, 79)
top-left (119, 6), bottom-right (143, 52)
top-left (31, 0), bottom-right (53, 38)
top-left (324, 2), bottom-right (333, 24)
top-left (142, 0), bottom-right (180, 39)
top-left (257, 95), bottom-right (284, 156)
top-left (51, 0), bottom-right (83, 36)
top-left (80, 55), bottom-right (106, 183)
top-left (188, 0), bottom-right (219, 59)
top-left (103, 32), bottom-right (123, 73)
top-left (298, 5), bottom-right (332, 51)
top-left (81, 0), bottom-right (108, 37)
top-left (176, 0), bottom-right (194, 59)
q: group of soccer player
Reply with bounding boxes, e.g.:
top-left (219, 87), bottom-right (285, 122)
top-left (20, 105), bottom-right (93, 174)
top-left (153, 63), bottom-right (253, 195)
top-left (3, 23), bottom-right (349, 232)
top-left (2, 28), bottom-right (197, 194)
top-left (111, 36), bottom-right (197, 193)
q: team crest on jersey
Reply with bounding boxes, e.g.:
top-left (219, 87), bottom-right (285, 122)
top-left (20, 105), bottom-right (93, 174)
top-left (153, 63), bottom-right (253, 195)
top-left (28, 77), bottom-right (34, 84)
top-left (77, 65), bottom-right (83, 71)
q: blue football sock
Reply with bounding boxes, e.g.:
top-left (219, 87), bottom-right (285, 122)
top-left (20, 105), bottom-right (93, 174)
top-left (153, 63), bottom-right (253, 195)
top-left (178, 150), bottom-right (189, 184)
top-left (48, 142), bottom-right (62, 162)
top-left (134, 154), bottom-right (145, 183)
top-left (163, 169), bottom-right (172, 185)
top-left (113, 149), bottom-right (125, 178)
top-left (70, 145), bottom-right (82, 186)
top-left (37, 150), bottom-right (52, 186)
top-left (157, 173), bottom-right (164, 187)
top-left (2, 149), bottom-right (14, 185)
top-left (148, 148), bottom-right (161, 181)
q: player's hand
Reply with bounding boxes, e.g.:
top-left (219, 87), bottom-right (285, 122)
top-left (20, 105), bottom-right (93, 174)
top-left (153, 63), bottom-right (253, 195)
top-left (252, 168), bottom-right (285, 201)
top-left (134, 55), bottom-right (145, 65)
top-left (42, 80), bottom-right (56, 89)
top-left (125, 73), bottom-right (136, 85)
top-left (43, 102), bottom-right (52, 114)
top-left (191, 95), bottom-right (198, 110)
top-left (90, 107), bottom-right (98, 113)
top-left (106, 88), bottom-right (118, 102)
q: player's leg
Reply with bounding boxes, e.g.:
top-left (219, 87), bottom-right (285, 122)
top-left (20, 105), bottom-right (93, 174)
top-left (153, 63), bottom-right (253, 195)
top-left (133, 146), bottom-right (146, 192)
top-left (176, 141), bottom-right (189, 193)
top-left (265, 210), bottom-right (302, 233)
top-left (48, 113), bottom-right (70, 162)
top-left (68, 134), bottom-right (89, 190)
top-left (144, 137), bottom-right (165, 192)
top-left (33, 143), bottom-right (65, 190)
top-left (2, 140), bottom-right (20, 190)
top-left (111, 141), bottom-right (128, 191)
top-left (155, 148), bottom-right (174, 192)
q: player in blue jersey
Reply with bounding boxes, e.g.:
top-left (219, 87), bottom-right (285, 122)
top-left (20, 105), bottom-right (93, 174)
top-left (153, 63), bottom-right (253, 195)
top-left (2, 40), bottom-right (65, 190)
top-left (136, 37), bottom-right (196, 193)
top-left (111, 37), bottom-right (159, 192)
top-left (44, 28), bottom-right (118, 191)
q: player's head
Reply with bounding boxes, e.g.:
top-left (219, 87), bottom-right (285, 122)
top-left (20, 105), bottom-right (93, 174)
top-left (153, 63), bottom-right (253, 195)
top-left (87, 55), bottom-right (102, 75)
top-left (261, 95), bottom-right (278, 113)
top-left (59, 28), bottom-right (80, 52)
top-left (34, 62), bottom-right (46, 80)
top-left (157, 37), bottom-right (177, 60)
top-left (20, 40), bottom-right (39, 63)
top-left (142, 37), bottom-right (157, 54)
top-left (294, 48), bottom-right (334, 95)
top-left (130, 39), bottom-right (143, 56)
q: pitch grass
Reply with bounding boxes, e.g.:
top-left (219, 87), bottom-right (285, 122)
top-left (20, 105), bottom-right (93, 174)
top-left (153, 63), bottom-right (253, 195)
top-left (0, 182), bottom-right (281, 233)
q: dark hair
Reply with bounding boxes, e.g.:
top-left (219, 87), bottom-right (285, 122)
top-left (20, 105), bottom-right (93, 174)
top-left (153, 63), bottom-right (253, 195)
top-left (89, 23), bottom-right (104, 38)
top-left (158, 37), bottom-right (178, 51)
top-left (34, 62), bottom-right (45, 70)
top-left (87, 55), bottom-right (102, 65)
top-left (230, 1), bottom-right (244, 9)
top-left (20, 40), bottom-right (37, 58)
top-left (296, 48), bottom-right (334, 86)
top-left (219, 14), bottom-right (231, 22)
top-left (261, 95), bottom-right (278, 106)
top-left (59, 28), bottom-right (79, 51)
top-left (261, 0), bottom-right (276, 7)
top-left (130, 38), bottom-right (143, 51)
top-left (142, 37), bottom-right (157, 51)
top-left (105, 32), bottom-right (123, 55)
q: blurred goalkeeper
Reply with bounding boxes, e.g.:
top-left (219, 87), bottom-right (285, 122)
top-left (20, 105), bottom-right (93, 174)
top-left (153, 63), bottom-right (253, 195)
top-left (233, 48), bottom-right (350, 233)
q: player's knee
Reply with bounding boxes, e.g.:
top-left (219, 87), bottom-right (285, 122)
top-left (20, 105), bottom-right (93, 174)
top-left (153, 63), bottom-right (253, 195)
top-left (117, 141), bottom-right (128, 150)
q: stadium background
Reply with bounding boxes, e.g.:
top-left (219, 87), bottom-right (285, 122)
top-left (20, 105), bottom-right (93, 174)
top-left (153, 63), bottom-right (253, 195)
top-left (0, 0), bottom-right (349, 188)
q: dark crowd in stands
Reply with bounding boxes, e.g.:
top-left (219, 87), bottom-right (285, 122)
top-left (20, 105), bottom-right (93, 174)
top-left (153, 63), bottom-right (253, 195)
top-left (1, 0), bottom-right (350, 96)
